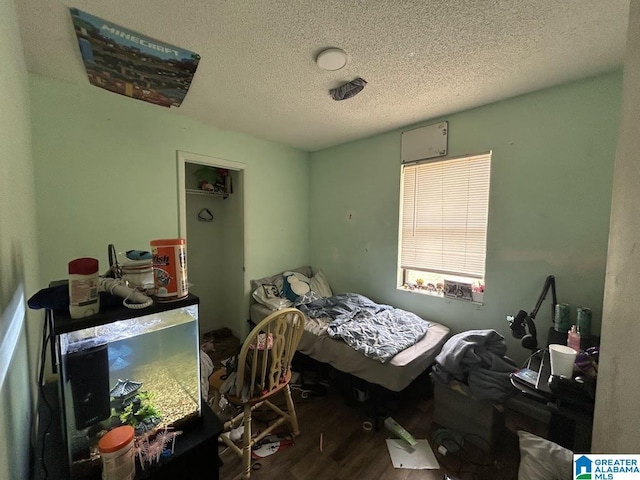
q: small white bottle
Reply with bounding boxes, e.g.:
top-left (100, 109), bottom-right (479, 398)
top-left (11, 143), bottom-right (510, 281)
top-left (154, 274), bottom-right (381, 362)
top-left (68, 257), bottom-right (100, 319)
top-left (567, 324), bottom-right (581, 352)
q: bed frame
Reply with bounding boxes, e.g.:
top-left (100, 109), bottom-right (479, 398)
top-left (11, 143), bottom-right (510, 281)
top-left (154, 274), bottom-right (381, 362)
top-left (249, 267), bottom-right (451, 393)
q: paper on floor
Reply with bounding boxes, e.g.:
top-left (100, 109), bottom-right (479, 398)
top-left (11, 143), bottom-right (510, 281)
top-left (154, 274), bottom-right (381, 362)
top-left (385, 439), bottom-right (440, 469)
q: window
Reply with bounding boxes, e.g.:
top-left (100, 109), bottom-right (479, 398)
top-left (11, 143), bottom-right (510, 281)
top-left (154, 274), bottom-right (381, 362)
top-left (398, 152), bottom-right (491, 297)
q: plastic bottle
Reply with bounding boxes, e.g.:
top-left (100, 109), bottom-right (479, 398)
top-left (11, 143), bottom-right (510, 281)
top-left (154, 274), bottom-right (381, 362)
top-left (98, 425), bottom-right (135, 480)
top-left (567, 324), bottom-right (581, 352)
top-left (68, 257), bottom-right (100, 319)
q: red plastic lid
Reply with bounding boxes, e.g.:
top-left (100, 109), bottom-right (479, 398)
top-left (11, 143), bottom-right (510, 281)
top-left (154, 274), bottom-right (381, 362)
top-left (98, 425), bottom-right (135, 453)
top-left (68, 257), bottom-right (99, 275)
top-left (150, 239), bottom-right (185, 246)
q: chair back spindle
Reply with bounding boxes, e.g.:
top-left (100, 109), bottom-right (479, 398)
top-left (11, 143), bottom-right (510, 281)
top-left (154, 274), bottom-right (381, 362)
top-left (235, 308), bottom-right (304, 399)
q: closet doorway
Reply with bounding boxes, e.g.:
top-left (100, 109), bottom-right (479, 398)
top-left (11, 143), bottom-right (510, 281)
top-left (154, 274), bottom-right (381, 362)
top-left (177, 151), bottom-right (246, 337)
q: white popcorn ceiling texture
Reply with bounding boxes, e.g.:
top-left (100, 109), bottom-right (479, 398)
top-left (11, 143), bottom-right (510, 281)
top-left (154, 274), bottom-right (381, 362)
top-left (15, 0), bottom-right (630, 151)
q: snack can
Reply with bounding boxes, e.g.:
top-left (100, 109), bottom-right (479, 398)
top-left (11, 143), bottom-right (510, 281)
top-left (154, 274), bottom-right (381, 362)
top-left (150, 239), bottom-right (188, 301)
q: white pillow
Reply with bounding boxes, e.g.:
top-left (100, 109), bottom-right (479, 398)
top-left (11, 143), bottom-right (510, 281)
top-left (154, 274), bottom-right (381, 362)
top-left (251, 283), bottom-right (293, 310)
top-left (310, 270), bottom-right (333, 298)
top-left (518, 430), bottom-right (572, 480)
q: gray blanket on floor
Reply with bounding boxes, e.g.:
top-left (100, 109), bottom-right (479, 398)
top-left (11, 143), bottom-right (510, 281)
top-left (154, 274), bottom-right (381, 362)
top-left (431, 329), bottom-right (517, 402)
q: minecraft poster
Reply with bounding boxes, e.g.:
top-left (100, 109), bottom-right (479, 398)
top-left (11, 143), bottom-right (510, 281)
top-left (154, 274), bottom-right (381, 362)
top-left (69, 8), bottom-right (200, 108)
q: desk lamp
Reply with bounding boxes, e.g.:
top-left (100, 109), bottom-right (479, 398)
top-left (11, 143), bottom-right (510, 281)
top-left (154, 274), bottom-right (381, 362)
top-left (508, 275), bottom-right (557, 350)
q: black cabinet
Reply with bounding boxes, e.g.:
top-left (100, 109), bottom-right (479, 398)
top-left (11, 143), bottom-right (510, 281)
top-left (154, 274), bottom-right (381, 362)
top-left (510, 344), bottom-right (596, 453)
top-left (32, 293), bottom-right (223, 480)
top-left (31, 382), bottom-right (223, 480)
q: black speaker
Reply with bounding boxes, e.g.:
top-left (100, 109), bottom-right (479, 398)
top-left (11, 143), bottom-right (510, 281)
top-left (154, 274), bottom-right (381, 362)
top-left (65, 344), bottom-right (111, 430)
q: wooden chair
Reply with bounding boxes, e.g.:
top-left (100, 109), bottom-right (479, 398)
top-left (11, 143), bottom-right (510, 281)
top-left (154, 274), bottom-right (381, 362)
top-left (209, 308), bottom-right (305, 479)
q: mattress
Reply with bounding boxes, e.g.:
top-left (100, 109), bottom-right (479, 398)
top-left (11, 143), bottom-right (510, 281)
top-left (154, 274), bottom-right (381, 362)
top-left (250, 302), bottom-right (450, 392)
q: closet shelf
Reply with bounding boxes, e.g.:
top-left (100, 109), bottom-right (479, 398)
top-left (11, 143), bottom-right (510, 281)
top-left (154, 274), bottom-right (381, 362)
top-left (186, 188), bottom-right (230, 199)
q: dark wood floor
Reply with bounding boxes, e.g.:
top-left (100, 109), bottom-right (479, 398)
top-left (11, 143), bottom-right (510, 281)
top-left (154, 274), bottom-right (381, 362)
top-left (217, 369), bottom-right (547, 480)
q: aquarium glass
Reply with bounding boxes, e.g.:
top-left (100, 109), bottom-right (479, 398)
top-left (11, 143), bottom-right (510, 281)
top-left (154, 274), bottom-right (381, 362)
top-left (57, 303), bottom-right (201, 478)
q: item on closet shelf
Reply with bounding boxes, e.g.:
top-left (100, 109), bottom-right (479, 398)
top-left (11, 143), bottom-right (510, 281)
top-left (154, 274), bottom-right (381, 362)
top-left (68, 257), bottom-right (100, 319)
top-left (193, 166), bottom-right (230, 194)
top-left (150, 238), bottom-right (188, 301)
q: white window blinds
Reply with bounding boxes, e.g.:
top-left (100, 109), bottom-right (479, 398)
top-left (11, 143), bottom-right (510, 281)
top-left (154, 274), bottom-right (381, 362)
top-left (400, 152), bottom-right (491, 279)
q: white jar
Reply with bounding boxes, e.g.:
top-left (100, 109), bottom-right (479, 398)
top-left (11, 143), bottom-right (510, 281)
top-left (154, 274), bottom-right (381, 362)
top-left (68, 257), bottom-right (100, 319)
top-left (98, 425), bottom-right (135, 480)
top-left (121, 259), bottom-right (154, 294)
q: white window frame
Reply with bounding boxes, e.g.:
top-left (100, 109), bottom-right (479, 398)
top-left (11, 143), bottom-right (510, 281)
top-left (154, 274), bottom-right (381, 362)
top-left (398, 151), bottom-right (491, 298)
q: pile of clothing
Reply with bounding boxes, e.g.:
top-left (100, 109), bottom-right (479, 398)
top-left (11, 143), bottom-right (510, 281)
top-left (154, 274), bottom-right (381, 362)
top-left (431, 329), bottom-right (517, 402)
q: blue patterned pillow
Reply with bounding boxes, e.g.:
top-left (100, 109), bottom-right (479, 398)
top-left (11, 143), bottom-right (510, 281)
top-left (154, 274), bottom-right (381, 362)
top-left (294, 290), bottom-right (322, 306)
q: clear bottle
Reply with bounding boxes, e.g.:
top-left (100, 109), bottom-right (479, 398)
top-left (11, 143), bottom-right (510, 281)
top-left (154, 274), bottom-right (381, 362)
top-left (567, 324), bottom-right (581, 352)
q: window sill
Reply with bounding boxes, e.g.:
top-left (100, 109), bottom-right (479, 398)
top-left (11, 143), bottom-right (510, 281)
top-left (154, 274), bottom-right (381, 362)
top-left (397, 286), bottom-right (484, 305)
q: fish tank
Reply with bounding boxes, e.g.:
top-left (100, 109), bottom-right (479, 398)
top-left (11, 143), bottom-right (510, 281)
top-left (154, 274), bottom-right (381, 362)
top-left (53, 293), bottom-right (201, 479)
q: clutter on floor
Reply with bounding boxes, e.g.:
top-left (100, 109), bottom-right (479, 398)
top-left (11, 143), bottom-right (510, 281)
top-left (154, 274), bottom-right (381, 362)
top-left (384, 417), bottom-right (440, 470)
top-left (386, 439), bottom-right (440, 470)
top-left (201, 327), bottom-right (240, 368)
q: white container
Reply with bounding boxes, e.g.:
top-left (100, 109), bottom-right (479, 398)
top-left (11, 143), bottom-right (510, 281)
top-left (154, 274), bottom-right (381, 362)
top-left (548, 344), bottom-right (577, 378)
top-left (98, 425), bottom-right (135, 480)
top-left (150, 238), bottom-right (188, 301)
top-left (68, 257), bottom-right (100, 319)
top-left (121, 259), bottom-right (154, 294)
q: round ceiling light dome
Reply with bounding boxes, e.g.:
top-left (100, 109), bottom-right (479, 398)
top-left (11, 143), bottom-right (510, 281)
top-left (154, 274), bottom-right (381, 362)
top-left (316, 48), bottom-right (348, 71)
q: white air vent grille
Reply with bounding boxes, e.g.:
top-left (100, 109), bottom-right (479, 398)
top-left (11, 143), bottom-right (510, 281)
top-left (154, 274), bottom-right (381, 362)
top-left (401, 121), bottom-right (448, 163)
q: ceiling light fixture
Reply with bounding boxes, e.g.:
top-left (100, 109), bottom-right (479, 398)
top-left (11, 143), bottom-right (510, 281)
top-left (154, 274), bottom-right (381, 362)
top-left (316, 48), bottom-right (348, 71)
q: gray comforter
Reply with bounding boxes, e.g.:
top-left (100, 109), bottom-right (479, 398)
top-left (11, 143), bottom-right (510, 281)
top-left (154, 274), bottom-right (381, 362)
top-left (296, 293), bottom-right (429, 363)
top-left (431, 329), bottom-right (517, 401)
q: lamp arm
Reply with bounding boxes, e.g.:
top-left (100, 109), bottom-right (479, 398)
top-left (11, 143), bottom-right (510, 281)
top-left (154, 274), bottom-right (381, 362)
top-left (529, 275), bottom-right (556, 320)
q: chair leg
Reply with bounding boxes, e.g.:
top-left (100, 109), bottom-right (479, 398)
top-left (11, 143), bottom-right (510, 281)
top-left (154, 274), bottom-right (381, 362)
top-left (242, 404), bottom-right (252, 479)
top-left (283, 384), bottom-right (300, 436)
top-left (211, 389), bottom-right (222, 414)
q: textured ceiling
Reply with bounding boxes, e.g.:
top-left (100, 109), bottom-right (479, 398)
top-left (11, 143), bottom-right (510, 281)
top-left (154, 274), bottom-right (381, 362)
top-left (15, 0), bottom-right (630, 152)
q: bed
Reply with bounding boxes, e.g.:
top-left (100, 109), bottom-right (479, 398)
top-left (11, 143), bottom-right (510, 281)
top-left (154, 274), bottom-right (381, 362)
top-left (249, 266), bottom-right (450, 393)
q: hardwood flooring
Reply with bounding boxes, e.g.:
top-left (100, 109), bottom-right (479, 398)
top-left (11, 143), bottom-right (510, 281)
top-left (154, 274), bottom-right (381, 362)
top-left (216, 370), bottom-right (547, 480)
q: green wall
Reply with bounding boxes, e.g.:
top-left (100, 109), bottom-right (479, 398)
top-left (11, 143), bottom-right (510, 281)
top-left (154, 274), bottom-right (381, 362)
top-left (309, 71), bottom-right (622, 364)
top-left (29, 75), bottom-right (310, 336)
top-left (0, 1), bottom-right (40, 479)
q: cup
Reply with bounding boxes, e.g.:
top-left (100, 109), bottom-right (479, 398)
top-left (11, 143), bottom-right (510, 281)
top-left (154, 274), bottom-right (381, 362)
top-left (554, 303), bottom-right (572, 332)
top-left (576, 307), bottom-right (592, 338)
top-left (548, 344), bottom-right (577, 378)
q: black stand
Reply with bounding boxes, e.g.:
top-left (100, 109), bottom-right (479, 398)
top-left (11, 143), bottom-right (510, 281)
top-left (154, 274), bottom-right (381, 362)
top-left (31, 382), bottom-right (223, 480)
top-left (510, 345), bottom-right (595, 453)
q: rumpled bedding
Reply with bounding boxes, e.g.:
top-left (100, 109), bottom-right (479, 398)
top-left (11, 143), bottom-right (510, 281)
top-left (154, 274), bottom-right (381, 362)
top-left (431, 329), bottom-right (517, 402)
top-left (296, 293), bottom-right (429, 363)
